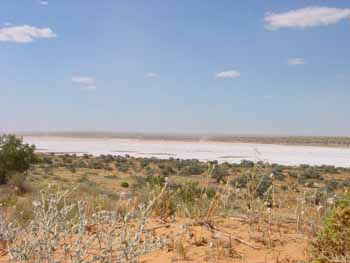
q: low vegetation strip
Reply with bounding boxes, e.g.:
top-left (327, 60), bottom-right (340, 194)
top-left (0, 134), bottom-right (350, 262)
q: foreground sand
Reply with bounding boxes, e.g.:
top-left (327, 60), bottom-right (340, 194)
top-left (0, 216), bottom-right (308, 262)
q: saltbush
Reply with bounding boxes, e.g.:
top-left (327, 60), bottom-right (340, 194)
top-left (312, 195), bottom-right (350, 262)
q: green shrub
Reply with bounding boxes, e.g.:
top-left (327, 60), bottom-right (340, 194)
top-left (8, 172), bottom-right (33, 194)
top-left (256, 174), bottom-right (273, 198)
top-left (179, 163), bottom-right (205, 176)
top-left (231, 173), bottom-right (272, 198)
top-left (240, 160), bottom-right (254, 167)
top-left (311, 195), bottom-right (350, 262)
top-left (78, 174), bottom-right (89, 183)
top-left (325, 179), bottom-right (340, 192)
top-left (0, 134), bottom-right (36, 185)
top-left (272, 167), bottom-right (285, 181)
top-left (231, 174), bottom-right (248, 188)
top-left (211, 166), bottom-right (229, 183)
top-left (104, 175), bottom-right (118, 179)
top-left (120, 181), bottom-right (129, 188)
top-left (146, 175), bottom-right (166, 187)
top-left (176, 181), bottom-right (215, 204)
top-left (281, 185), bottom-right (288, 191)
top-left (159, 165), bottom-right (175, 176)
top-left (116, 163), bottom-right (129, 172)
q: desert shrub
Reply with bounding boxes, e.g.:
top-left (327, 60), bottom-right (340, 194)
top-left (342, 179), bottom-right (350, 188)
top-left (231, 173), bottom-right (272, 199)
top-left (255, 175), bottom-right (273, 198)
top-left (231, 174), bottom-right (248, 188)
top-left (305, 189), bottom-right (328, 205)
top-left (321, 165), bottom-right (339, 174)
top-left (41, 156), bottom-right (53, 164)
top-left (288, 171), bottom-right (298, 178)
top-left (257, 161), bottom-right (269, 168)
top-left (211, 166), bottom-right (229, 183)
top-left (297, 175), bottom-right (308, 185)
top-left (240, 160), bottom-right (254, 167)
top-left (67, 165), bottom-right (76, 173)
top-left (104, 175), bottom-right (118, 179)
top-left (140, 158), bottom-right (151, 168)
top-left (300, 167), bottom-right (322, 180)
top-left (2, 189), bottom-right (167, 261)
top-left (311, 195), bottom-right (350, 262)
top-left (99, 154), bottom-right (115, 163)
top-left (77, 179), bottom-right (101, 196)
top-left (153, 190), bottom-right (176, 220)
top-left (325, 179), bottom-right (340, 192)
top-left (144, 166), bottom-right (156, 176)
top-left (176, 181), bottom-right (216, 204)
top-left (62, 155), bottom-right (73, 164)
top-left (78, 174), bottom-right (89, 183)
top-left (305, 181), bottom-right (316, 188)
top-left (179, 162), bottom-right (205, 176)
top-left (146, 175), bottom-right (166, 187)
top-left (297, 167), bottom-right (322, 186)
top-left (12, 197), bottom-right (34, 225)
top-left (0, 134), bottom-right (36, 185)
top-left (159, 164), bottom-right (175, 176)
top-left (272, 166), bottom-right (285, 181)
top-left (8, 172), bottom-right (33, 194)
top-left (280, 185), bottom-right (288, 192)
top-left (116, 163), bottom-right (129, 172)
top-left (121, 181), bottom-right (129, 188)
top-left (88, 161), bottom-right (104, 170)
top-left (76, 160), bottom-right (88, 168)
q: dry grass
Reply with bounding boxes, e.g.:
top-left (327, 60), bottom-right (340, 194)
top-left (1, 153), bottom-right (350, 262)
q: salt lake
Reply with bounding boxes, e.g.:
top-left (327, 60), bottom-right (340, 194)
top-left (23, 136), bottom-right (350, 167)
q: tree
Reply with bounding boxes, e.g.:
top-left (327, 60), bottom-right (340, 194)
top-left (0, 134), bottom-right (36, 185)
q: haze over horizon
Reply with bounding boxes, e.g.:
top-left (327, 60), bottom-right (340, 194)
top-left (1, 1), bottom-right (349, 136)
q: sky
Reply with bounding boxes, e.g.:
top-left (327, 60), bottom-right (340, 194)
top-left (0, 0), bottom-right (349, 136)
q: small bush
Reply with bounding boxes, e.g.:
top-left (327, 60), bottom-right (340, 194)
top-left (8, 173), bottom-right (32, 194)
top-left (211, 166), bottom-right (229, 183)
top-left (240, 160), bottom-right (255, 167)
top-left (311, 195), bottom-right (350, 262)
top-left (116, 163), bottom-right (129, 172)
top-left (78, 174), bottom-right (89, 183)
top-left (272, 167), bottom-right (285, 181)
top-left (146, 175), bottom-right (166, 187)
top-left (120, 181), bottom-right (129, 188)
top-left (325, 179), bottom-right (340, 192)
top-left (232, 173), bottom-right (272, 198)
top-left (104, 175), bottom-right (118, 179)
top-left (0, 134), bottom-right (36, 185)
top-left (231, 174), bottom-right (248, 188)
top-left (179, 163), bottom-right (205, 176)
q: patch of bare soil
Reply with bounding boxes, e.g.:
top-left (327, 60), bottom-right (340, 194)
top-left (140, 217), bottom-right (307, 263)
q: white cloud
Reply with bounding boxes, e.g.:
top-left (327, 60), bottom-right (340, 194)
top-left (4, 22), bottom-right (12, 26)
top-left (38, 0), bottom-right (48, 5)
top-left (72, 76), bottom-right (96, 90)
top-left (0, 25), bottom-right (56, 43)
top-left (146, 72), bottom-right (158, 78)
top-left (215, 70), bottom-right (241, 79)
top-left (264, 6), bottom-right (350, 30)
top-left (288, 58), bottom-right (306, 65)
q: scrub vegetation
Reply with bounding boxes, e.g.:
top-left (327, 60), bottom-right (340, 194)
top-left (1, 134), bottom-right (350, 262)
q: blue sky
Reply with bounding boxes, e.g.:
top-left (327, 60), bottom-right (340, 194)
top-left (0, 0), bottom-right (349, 136)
